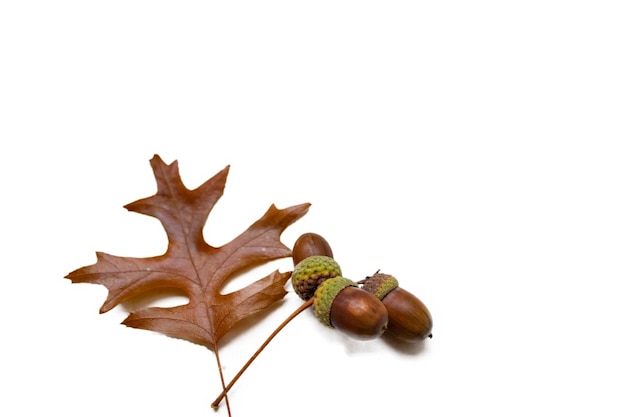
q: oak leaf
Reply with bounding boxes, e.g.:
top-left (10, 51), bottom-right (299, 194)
top-left (66, 155), bottom-right (309, 350)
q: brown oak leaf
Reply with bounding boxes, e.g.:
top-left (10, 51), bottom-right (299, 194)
top-left (66, 155), bottom-right (310, 351)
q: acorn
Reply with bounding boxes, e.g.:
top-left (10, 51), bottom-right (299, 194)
top-left (361, 272), bottom-right (433, 342)
top-left (314, 276), bottom-right (388, 340)
top-left (291, 255), bottom-right (342, 300)
top-left (292, 232), bottom-right (334, 266)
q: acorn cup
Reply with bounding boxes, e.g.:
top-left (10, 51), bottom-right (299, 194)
top-left (291, 255), bottom-right (342, 300)
top-left (361, 272), bottom-right (433, 342)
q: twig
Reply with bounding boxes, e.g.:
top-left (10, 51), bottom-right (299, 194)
top-left (211, 298), bottom-right (314, 409)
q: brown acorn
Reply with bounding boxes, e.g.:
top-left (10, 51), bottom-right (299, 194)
top-left (362, 272), bottom-right (433, 342)
top-left (314, 276), bottom-right (388, 340)
top-left (292, 232), bottom-right (334, 266)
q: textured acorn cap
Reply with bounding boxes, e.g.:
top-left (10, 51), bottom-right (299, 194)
top-left (291, 255), bottom-right (342, 300)
top-left (313, 276), bottom-right (356, 327)
top-left (361, 272), bottom-right (399, 300)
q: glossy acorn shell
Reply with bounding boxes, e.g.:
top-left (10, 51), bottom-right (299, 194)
top-left (362, 273), bottom-right (433, 342)
top-left (292, 232), bottom-right (334, 266)
top-left (315, 277), bottom-right (388, 340)
top-left (382, 287), bottom-right (433, 342)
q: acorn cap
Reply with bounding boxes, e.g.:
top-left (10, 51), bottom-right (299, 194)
top-left (313, 276), bottom-right (356, 327)
top-left (291, 255), bottom-right (342, 300)
top-left (361, 272), bottom-right (399, 300)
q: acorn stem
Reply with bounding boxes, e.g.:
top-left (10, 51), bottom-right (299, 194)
top-left (211, 298), bottom-right (314, 409)
top-left (356, 270), bottom-right (381, 286)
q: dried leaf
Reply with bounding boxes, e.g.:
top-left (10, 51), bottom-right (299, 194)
top-left (66, 155), bottom-right (309, 350)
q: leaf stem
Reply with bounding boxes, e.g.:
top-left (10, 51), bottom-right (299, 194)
top-left (213, 344), bottom-right (232, 416)
top-left (211, 298), bottom-right (314, 409)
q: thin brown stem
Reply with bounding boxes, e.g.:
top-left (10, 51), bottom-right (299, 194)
top-left (211, 298), bottom-right (314, 409)
top-left (213, 345), bottom-right (232, 416)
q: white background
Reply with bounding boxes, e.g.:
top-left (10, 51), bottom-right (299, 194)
top-left (2, 2), bottom-right (625, 416)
